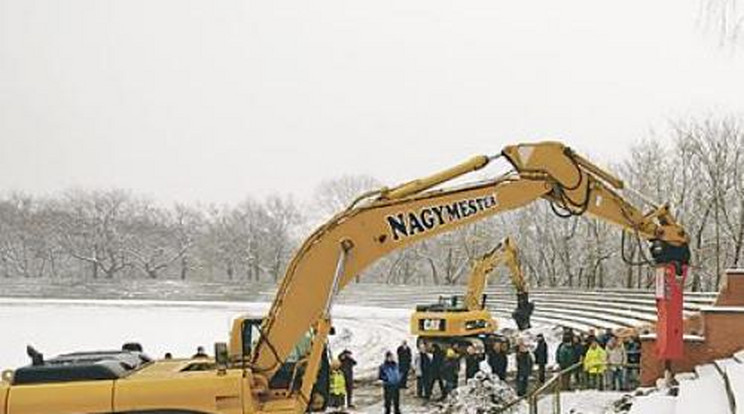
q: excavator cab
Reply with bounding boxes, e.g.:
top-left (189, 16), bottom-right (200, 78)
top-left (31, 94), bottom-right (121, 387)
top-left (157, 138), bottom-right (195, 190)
top-left (228, 315), bottom-right (331, 411)
top-left (415, 295), bottom-right (461, 312)
top-left (415, 293), bottom-right (490, 313)
top-left (228, 316), bottom-right (262, 360)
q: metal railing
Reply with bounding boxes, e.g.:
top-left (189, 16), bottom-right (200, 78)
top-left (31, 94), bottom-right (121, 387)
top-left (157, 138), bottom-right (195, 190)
top-left (526, 362), bottom-right (582, 414)
top-left (496, 362), bottom-right (641, 414)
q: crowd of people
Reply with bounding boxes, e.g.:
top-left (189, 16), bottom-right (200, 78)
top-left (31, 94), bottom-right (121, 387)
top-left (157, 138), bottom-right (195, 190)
top-left (556, 328), bottom-right (642, 391)
top-left (405, 336), bottom-right (548, 399)
top-left (397, 329), bottom-right (639, 409)
top-left (326, 327), bottom-right (642, 413)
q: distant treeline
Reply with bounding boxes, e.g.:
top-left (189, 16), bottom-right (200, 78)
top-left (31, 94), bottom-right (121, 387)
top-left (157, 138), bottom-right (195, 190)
top-left (0, 190), bottom-right (303, 282)
top-left (1, 116), bottom-right (743, 290)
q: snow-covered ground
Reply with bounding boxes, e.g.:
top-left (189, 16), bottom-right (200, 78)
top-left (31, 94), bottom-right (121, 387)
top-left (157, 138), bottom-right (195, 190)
top-left (0, 298), bottom-right (565, 375)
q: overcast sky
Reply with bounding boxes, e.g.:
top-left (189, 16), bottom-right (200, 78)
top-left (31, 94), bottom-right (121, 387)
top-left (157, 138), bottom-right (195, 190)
top-left (1, 0), bottom-right (743, 205)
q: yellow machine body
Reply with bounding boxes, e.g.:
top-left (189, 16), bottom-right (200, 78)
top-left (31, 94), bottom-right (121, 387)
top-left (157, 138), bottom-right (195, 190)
top-left (0, 314), bottom-right (316, 414)
top-left (0, 360), bottom-right (263, 414)
top-left (411, 308), bottom-right (496, 338)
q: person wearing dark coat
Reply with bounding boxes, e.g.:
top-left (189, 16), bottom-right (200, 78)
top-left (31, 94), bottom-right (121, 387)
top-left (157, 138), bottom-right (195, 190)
top-left (488, 341), bottom-right (509, 381)
top-left (415, 343), bottom-right (433, 399)
top-left (556, 336), bottom-right (575, 390)
top-left (338, 349), bottom-right (357, 408)
top-left (534, 334), bottom-right (548, 383)
top-left (428, 343), bottom-right (446, 400)
top-left (465, 345), bottom-right (481, 380)
top-left (584, 335), bottom-right (596, 354)
top-left (573, 335), bottom-right (587, 387)
top-left (379, 351), bottom-right (402, 414)
top-left (396, 340), bottom-right (412, 389)
top-left (442, 347), bottom-right (460, 398)
top-left (192, 346), bottom-right (208, 359)
top-left (625, 335), bottom-right (641, 389)
top-left (515, 342), bottom-right (533, 397)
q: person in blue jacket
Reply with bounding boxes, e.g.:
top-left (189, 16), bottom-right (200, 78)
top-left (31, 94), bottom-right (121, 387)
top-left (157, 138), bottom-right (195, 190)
top-left (379, 351), bottom-right (403, 414)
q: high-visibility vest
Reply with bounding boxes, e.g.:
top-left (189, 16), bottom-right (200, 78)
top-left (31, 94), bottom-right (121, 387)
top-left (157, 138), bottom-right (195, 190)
top-left (330, 371), bottom-right (347, 395)
top-left (583, 346), bottom-right (607, 374)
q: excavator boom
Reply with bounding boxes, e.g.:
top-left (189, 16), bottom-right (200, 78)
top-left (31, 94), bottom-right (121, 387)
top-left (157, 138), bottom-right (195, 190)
top-left (254, 141), bottom-right (690, 395)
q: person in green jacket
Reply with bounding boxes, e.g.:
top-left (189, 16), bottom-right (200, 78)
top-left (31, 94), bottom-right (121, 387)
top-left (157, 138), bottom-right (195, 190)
top-left (583, 338), bottom-right (607, 390)
top-left (329, 359), bottom-right (347, 411)
top-left (555, 335), bottom-right (576, 390)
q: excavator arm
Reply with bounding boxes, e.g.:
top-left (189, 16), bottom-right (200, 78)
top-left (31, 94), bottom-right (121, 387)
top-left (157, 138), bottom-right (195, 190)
top-left (251, 141), bottom-right (690, 408)
top-left (502, 238), bottom-right (528, 295)
top-left (463, 236), bottom-right (527, 312)
top-left (462, 237), bottom-right (534, 330)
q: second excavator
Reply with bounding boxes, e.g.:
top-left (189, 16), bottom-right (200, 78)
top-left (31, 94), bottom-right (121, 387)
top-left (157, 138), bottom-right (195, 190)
top-left (411, 236), bottom-right (534, 351)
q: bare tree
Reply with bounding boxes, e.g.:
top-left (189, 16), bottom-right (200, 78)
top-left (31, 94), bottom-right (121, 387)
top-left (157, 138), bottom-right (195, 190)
top-left (263, 196), bottom-right (303, 282)
top-left (675, 116), bottom-right (743, 288)
top-left (56, 190), bottom-right (136, 279)
top-left (311, 175), bottom-right (381, 222)
top-left (172, 204), bottom-right (203, 280)
top-left (126, 204), bottom-right (191, 279)
top-left (0, 194), bottom-right (61, 278)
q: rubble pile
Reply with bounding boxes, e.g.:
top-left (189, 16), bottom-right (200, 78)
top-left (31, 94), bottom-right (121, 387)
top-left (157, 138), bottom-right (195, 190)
top-left (436, 372), bottom-right (525, 414)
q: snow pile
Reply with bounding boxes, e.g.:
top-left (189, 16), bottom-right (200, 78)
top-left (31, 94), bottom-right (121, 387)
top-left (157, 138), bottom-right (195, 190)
top-left (436, 372), bottom-right (525, 414)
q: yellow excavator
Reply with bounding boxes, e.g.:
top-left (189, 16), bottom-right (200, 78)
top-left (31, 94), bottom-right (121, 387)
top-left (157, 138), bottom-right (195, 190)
top-left (410, 236), bottom-right (533, 351)
top-left (0, 141), bottom-right (690, 414)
